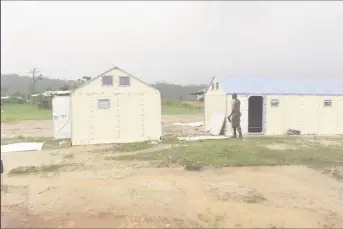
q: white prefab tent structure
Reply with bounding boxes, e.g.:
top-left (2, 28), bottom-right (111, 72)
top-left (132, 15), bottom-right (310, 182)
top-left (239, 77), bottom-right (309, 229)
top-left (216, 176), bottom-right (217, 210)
top-left (52, 66), bottom-right (162, 145)
top-left (205, 76), bottom-right (343, 136)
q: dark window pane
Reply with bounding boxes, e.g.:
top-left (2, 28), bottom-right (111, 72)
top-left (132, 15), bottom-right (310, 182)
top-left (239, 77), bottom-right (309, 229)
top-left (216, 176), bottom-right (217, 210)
top-left (102, 75), bottom-right (113, 86)
top-left (119, 76), bottom-right (130, 86)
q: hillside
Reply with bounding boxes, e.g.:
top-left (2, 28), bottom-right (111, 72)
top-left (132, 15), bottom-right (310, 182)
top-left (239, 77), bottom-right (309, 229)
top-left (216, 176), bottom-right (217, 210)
top-left (1, 74), bottom-right (206, 100)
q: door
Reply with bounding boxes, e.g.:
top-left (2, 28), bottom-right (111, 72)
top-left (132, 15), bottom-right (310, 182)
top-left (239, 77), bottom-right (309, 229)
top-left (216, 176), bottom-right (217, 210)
top-left (52, 96), bottom-right (71, 139)
top-left (248, 96), bottom-right (264, 133)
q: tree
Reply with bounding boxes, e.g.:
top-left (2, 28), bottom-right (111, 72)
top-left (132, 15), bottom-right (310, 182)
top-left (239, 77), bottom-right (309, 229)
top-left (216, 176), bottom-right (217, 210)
top-left (59, 84), bottom-right (70, 91)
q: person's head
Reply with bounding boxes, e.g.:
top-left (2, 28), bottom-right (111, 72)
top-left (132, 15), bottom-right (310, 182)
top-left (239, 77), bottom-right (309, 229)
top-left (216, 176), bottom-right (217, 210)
top-left (232, 93), bottom-right (237, 99)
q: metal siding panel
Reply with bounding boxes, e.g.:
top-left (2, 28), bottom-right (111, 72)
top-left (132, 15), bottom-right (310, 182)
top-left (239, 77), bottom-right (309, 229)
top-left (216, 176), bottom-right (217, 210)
top-left (337, 96), bottom-right (343, 134)
top-left (118, 93), bottom-right (145, 142)
top-left (143, 92), bottom-right (162, 140)
top-left (318, 96), bottom-right (338, 135)
top-left (89, 94), bottom-right (119, 144)
top-left (284, 96), bottom-right (304, 133)
top-left (204, 93), bottom-right (226, 133)
top-left (71, 93), bottom-right (93, 145)
top-left (301, 96), bottom-right (320, 135)
top-left (265, 95), bottom-right (287, 135)
top-left (52, 96), bottom-right (72, 139)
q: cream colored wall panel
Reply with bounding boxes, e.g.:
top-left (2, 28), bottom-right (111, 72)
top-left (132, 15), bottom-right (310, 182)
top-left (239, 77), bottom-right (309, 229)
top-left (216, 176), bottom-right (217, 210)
top-left (118, 93), bottom-right (145, 142)
top-left (318, 96), bottom-right (338, 135)
top-left (143, 93), bottom-right (162, 140)
top-left (336, 96), bottom-right (343, 134)
top-left (88, 95), bottom-right (120, 144)
top-left (204, 93), bottom-right (227, 131)
top-left (301, 96), bottom-right (320, 135)
top-left (283, 96), bottom-right (304, 132)
top-left (71, 94), bottom-right (93, 145)
top-left (265, 95), bottom-right (287, 135)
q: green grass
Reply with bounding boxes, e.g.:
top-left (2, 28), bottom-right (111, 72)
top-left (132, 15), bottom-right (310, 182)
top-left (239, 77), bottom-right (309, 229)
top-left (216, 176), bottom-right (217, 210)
top-left (8, 163), bottom-right (83, 176)
top-left (115, 137), bottom-right (343, 168)
top-left (1, 103), bottom-right (51, 123)
top-left (1, 100), bottom-right (201, 123)
top-left (162, 100), bottom-right (203, 115)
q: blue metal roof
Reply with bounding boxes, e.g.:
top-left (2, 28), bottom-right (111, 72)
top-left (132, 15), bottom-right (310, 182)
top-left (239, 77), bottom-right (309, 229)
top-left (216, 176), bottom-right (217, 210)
top-left (216, 76), bottom-right (343, 95)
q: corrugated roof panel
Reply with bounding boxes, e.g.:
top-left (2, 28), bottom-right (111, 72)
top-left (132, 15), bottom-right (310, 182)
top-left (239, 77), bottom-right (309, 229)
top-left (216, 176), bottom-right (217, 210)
top-left (216, 76), bottom-right (343, 95)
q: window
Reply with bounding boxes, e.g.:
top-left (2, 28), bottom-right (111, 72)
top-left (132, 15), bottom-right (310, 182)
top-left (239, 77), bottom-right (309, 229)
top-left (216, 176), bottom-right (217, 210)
top-left (324, 99), bottom-right (332, 107)
top-left (270, 99), bottom-right (279, 107)
top-left (102, 75), bottom-right (113, 86)
top-left (119, 76), bottom-right (130, 86)
top-left (215, 82), bottom-right (219, 90)
top-left (98, 99), bottom-right (111, 109)
top-left (211, 83), bottom-right (215, 90)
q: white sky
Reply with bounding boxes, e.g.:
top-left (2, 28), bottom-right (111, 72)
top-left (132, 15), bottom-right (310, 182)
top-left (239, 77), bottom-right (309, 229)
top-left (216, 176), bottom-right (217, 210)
top-left (1, 1), bottom-right (343, 84)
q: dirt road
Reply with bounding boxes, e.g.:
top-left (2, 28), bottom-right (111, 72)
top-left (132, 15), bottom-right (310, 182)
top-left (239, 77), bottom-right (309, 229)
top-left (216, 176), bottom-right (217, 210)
top-left (2, 145), bottom-right (343, 228)
top-left (1, 114), bottom-right (204, 138)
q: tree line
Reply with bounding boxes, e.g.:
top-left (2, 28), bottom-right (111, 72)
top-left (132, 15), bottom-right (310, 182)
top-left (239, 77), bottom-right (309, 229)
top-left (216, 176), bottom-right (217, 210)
top-left (1, 74), bottom-right (206, 101)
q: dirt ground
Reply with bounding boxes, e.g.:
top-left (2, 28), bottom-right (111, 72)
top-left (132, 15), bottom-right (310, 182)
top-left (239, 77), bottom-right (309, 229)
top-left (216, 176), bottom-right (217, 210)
top-left (2, 116), bottom-right (343, 228)
top-left (1, 142), bottom-right (343, 228)
top-left (1, 114), bottom-right (204, 138)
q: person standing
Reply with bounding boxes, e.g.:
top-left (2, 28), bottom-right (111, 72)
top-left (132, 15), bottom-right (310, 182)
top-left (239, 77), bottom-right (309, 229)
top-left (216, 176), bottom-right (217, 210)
top-left (228, 93), bottom-right (243, 139)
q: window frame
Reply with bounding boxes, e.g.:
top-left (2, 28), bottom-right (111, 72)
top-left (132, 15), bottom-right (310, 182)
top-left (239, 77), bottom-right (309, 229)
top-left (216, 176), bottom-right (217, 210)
top-left (101, 75), bottom-right (113, 86)
top-left (98, 99), bottom-right (111, 109)
top-left (324, 99), bottom-right (332, 107)
top-left (119, 76), bottom-right (130, 87)
top-left (270, 99), bottom-right (280, 107)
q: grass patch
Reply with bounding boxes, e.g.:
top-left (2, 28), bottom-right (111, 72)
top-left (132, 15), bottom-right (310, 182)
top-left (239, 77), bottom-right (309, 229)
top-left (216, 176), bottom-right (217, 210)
top-left (115, 137), bottom-right (343, 168)
top-left (1, 103), bottom-right (52, 123)
top-left (162, 100), bottom-right (203, 115)
top-left (114, 141), bottom-right (154, 152)
top-left (8, 163), bottom-right (82, 176)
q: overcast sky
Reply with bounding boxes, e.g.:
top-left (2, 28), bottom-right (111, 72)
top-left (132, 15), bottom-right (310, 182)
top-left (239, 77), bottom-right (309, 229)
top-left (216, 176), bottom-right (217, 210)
top-left (1, 1), bottom-right (343, 84)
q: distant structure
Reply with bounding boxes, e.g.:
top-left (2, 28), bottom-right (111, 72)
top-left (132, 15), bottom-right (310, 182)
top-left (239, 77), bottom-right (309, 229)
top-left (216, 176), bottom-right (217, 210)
top-left (204, 76), bottom-right (343, 136)
top-left (190, 88), bottom-right (207, 101)
top-left (52, 66), bottom-right (162, 145)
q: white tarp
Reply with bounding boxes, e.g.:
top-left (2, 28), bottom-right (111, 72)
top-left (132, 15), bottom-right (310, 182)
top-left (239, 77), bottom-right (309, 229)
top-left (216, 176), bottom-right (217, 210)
top-left (172, 121), bottom-right (204, 127)
top-left (1, 142), bottom-right (44, 153)
top-left (177, 135), bottom-right (229, 141)
top-left (206, 113), bottom-right (226, 135)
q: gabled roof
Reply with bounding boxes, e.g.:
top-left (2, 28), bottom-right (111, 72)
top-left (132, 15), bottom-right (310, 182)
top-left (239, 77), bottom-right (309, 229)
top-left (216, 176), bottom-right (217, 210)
top-left (72, 66), bottom-right (158, 94)
top-left (216, 76), bottom-right (343, 95)
top-left (190, 88), bottom-right (207, 95)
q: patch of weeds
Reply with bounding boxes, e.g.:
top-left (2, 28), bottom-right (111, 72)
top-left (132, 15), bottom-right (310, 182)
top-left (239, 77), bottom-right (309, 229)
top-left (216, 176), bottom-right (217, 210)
top-left (184, 161), bottom-right (203, 171)
top-left (8, 163), bottom-right (83, 176)
top-left (43, 139), bottom-right (71, 150)
top-left (111, 141), bottom-right (153, 152)
top-left (243, 191), bottom-right (267, 203)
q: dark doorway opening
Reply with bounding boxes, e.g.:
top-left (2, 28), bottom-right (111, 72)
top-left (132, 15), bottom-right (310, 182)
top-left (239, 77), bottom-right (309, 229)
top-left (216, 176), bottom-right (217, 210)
top-left (248, 96), bottom-right (264, 133)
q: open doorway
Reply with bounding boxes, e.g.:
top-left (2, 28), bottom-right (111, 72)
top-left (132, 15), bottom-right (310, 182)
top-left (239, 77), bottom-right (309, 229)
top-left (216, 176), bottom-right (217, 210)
top-left (248, 96), bottom-right (264, 133)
